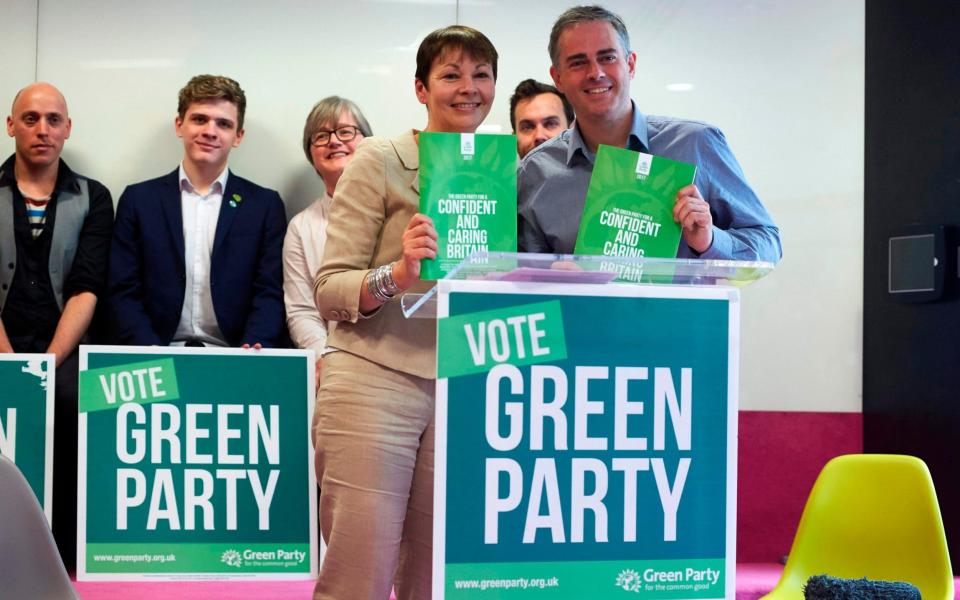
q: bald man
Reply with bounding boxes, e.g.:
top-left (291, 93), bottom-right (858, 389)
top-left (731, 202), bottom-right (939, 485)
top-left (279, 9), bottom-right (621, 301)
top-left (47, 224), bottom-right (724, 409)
top-left (1, 82), bottom-right (113, 570)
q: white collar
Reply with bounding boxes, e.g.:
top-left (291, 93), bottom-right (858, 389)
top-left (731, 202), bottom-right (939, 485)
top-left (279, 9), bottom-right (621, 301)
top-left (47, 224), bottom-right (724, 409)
top-left (178, 163), bottom-right (229, 195)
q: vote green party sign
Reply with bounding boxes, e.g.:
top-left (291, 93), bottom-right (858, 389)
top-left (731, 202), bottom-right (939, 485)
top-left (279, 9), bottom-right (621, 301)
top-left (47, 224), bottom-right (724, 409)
top-left (0, 354), bottom-right (55, 522)
top-left (434, 280), bottom-right (738, 599)
top-left (77, 346), bottom-right (317, 581)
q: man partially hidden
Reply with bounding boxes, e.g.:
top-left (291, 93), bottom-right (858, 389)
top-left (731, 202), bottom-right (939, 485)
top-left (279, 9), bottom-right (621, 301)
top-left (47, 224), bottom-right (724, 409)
top-left (509, 78), bottom-right (574, 158)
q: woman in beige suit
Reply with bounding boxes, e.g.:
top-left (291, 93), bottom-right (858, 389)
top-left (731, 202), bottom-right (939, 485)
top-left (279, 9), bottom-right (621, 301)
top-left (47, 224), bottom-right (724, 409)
top-left (312, 26), bottom-right (498, 600)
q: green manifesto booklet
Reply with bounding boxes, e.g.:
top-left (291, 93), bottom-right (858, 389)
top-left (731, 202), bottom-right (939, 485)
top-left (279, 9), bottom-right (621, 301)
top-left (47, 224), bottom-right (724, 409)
top-left (574, 144), bottom-right (697, 263)
top-left (419, 132), bottom-right (517, 280)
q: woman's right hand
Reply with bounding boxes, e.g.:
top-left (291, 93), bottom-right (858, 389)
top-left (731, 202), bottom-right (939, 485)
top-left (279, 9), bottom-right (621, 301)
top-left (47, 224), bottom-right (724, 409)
top-left (392, 213), bottom-right (438, 291)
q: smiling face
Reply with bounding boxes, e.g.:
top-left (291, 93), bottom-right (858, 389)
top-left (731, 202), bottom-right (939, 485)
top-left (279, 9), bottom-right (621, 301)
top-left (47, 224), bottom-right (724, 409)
top-left (415, 49), bottom-right (495, 134)
top-left (549, 20), bottom-right (635, 126)
top-left (514, 92), bottom-right (570, 158)
top-left (174, 99), bottom-right (244, 175)
top-left (309, 110), bottom-right (364, 193)
top-left (7, 83), bottom-right (72, 171)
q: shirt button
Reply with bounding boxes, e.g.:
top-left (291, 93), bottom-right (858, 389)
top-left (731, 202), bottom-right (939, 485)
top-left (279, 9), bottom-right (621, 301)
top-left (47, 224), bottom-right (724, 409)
top-left (7, 263), bottom-right (13, 269)
top-left (1, 283), bottom-right (7, 290)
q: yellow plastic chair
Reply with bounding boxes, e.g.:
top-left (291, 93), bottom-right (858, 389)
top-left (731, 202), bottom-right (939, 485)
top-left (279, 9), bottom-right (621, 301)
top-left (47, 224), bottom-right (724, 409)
top-left (762, 454), bottom-right (954, 600)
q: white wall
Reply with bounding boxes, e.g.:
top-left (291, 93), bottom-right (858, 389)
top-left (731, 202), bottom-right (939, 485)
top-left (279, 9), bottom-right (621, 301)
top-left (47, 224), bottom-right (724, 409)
top-left (2, 0), bottom-right (37, 96)
top-left (0, 0), bottom-right (864, 413)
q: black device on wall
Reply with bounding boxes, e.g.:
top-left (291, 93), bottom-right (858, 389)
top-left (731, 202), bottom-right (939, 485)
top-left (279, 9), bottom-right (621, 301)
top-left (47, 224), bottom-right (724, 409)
top-left (887, 225), bottom-right (946, 302)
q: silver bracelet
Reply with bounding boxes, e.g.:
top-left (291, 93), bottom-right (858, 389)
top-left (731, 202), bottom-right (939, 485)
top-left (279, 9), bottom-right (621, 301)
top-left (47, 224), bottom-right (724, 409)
top-left (366, 268), bottom-right (391, 303)
top-left (367, 263), bottom-right (399, 304)
top-left (379, 262), bottom-right (401, 296)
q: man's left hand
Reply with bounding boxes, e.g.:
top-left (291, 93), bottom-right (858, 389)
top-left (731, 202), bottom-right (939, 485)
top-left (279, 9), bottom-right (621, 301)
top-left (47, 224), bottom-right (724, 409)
top-left (673, 184), bottom-right (714, 254)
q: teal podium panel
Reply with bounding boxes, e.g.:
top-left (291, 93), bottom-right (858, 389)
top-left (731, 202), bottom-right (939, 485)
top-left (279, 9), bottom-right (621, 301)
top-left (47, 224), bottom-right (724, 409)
top-left (434, 279), bottom-right (738, 599)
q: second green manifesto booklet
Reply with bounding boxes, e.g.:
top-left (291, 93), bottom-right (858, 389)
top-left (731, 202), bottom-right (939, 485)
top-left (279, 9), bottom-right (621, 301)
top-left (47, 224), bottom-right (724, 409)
top-left (574, 144), bottom-right (697, 260)
top-left (419, 132), bottom-right (517, 280)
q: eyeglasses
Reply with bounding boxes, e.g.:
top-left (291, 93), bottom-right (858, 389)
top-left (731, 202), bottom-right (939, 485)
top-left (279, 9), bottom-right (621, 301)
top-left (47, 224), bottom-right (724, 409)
top-left (311, 125), bottom-right (362, 147)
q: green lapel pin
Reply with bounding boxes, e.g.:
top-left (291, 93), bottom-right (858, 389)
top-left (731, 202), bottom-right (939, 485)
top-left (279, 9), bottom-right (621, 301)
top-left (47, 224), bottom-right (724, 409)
top-left (230, 193), bottom-right (242, 208)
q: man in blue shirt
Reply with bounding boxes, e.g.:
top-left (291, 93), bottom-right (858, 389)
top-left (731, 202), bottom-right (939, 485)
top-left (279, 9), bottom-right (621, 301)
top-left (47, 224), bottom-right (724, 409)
top-left (518, 5), bottom-right (781, 263)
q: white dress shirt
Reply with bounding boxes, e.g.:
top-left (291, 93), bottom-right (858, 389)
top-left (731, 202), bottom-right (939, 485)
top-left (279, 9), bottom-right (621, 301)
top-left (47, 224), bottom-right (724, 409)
top-left (282, 192), bottom-right (336, 355)
top-left (172, 164), bottom-right (229, 347)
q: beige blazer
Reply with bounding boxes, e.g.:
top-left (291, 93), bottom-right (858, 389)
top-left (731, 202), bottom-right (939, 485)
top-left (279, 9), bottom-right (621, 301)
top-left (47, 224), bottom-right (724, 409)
top-left (314, 130), bottom-right (436, 379)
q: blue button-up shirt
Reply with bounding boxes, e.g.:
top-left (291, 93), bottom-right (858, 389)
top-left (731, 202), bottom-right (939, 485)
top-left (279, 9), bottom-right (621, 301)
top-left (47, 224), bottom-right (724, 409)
top-left (517, 102), bottom-right (781, 262)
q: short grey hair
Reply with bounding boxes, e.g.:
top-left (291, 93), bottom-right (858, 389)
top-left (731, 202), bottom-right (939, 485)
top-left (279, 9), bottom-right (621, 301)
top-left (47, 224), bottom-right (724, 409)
top-left (301, 96), bottom-right (373, 164)
top-left (548, 5), bottom-right (631, 67)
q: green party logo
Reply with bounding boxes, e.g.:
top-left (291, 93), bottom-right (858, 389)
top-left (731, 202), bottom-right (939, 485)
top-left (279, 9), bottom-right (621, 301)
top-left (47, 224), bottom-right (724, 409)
top-left (219, 547), bottom-right (308, 568)
top-left (616, 569), bottom-right (644, 593)
top-left (221, 549), bottom-right (242, 568)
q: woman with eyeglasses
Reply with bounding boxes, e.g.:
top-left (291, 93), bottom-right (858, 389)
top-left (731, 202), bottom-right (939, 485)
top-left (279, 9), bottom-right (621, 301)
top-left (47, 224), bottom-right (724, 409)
top-left (312, 26), bottom-right (498, 600)
top-left (282, 96), bottom-right (372, 384)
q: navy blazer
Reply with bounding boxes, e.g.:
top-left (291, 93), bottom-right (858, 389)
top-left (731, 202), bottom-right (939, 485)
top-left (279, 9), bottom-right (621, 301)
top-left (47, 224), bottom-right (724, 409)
top-left (109, 169), bottom-right (287, 347)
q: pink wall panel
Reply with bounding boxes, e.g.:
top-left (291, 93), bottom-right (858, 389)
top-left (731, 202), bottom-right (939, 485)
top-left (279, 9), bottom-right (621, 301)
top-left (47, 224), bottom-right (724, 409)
top-left (737, 410), bottom-right (863, 562)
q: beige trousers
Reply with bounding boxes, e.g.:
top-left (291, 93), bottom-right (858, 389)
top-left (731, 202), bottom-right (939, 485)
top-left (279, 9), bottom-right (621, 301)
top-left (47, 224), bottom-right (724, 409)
top-left (312, 350), bottom-right (435, 600)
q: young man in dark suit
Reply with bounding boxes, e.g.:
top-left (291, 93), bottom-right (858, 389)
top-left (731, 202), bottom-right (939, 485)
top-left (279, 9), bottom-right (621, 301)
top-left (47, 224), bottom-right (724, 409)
top-left (109, 75), bottom-right (286, 347)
